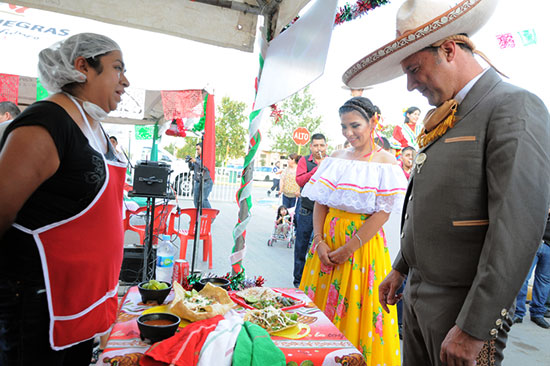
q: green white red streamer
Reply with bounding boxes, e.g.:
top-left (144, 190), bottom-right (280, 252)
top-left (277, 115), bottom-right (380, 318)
top-left (230, 39), bottom-right (268, 275)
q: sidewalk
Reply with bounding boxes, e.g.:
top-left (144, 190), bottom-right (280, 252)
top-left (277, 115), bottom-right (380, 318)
top-left (502, 314), bottom-right (550, 365)
top-left (170, 188), bottom-right (294, 288)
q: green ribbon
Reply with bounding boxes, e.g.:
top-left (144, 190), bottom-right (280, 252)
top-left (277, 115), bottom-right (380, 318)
top-left (36, 79), bottom-right (48, 101)
top-left (135, 125), bottom-right (155, 140)
top-left (192, 93), bottom-right (209, 132)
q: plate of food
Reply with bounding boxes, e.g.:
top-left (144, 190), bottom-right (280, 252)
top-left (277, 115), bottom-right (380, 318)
top-left (231, 287), bottom-right (305, 311)
top-left (169, 281), bottom-right (234, 322)
top-left (244, 306), bottom-right (305, 335)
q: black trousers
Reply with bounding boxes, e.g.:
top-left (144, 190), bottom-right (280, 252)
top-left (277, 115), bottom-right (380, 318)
top-left (0, 279), bottom-right (94, 366)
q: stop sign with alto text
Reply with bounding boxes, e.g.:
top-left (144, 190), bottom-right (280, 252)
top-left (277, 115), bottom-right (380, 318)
top-left (292, 127), bottom-right (311, 146)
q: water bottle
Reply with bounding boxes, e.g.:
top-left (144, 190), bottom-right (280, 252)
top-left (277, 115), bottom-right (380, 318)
top-left (156, 235), bottom-right (175, 282)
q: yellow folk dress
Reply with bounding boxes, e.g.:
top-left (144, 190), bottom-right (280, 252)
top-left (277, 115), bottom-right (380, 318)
top-left (299, 157), bottom-right (407, 365)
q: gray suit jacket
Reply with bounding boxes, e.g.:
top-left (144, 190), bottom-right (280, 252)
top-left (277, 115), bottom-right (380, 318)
top-left (394, 68), bottom-right (550, 340)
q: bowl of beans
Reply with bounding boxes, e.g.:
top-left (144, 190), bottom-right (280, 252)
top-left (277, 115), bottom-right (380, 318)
top-left (137, 313), bottom-right (180, 343)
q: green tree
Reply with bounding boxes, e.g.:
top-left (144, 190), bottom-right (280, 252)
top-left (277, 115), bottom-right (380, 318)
top-left (215, 96), bottom-right (247, 166)
top-left (268, 86), bottom-right (322, 154)
top-left (164, 142), bottom-right (177, 155)
top-left (174, 139), bottom-right (198, 159)
top-left (164, 140), bottom-right (197, 159)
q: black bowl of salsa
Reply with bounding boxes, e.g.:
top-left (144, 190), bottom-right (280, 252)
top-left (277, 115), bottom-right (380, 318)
top-left (137, 313), bottom-right (180, 343)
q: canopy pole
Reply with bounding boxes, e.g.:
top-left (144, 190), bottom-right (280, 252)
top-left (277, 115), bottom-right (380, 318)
top-left (230, 5), bottom-right (279, 275)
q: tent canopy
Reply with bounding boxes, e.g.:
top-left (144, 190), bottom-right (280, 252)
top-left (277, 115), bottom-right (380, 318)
top-left (10, 0), bottom-right (312, 53)
top-left (16, 76), bottom-right (175, 126)
top-left (9, 0), bottom-right (313, 125)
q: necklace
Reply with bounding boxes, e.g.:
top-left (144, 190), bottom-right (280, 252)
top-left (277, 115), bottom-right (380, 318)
top-left (362, 149), bottom-right (375, 159)
top-left (353, 145), bottom-right (381, 160)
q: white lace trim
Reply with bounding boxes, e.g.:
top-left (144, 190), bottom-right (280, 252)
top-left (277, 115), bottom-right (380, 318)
top-left (301, 157), bottom-right (407, 214)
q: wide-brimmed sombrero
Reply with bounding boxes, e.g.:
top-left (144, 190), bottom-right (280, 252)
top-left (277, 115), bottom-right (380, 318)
top-left (343, 0), bottom-right (499, 88)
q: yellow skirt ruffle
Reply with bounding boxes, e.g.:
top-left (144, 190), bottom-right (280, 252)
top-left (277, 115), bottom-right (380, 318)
top-left (300, 208), bottom-right (401, 365)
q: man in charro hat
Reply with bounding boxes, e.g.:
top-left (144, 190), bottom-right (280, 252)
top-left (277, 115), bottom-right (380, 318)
top-left (343, 0), bottom-right (550, 365)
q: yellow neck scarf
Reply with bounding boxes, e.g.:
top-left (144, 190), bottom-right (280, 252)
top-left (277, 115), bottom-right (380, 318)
top-left (417, 99), bottom-right (458, 148)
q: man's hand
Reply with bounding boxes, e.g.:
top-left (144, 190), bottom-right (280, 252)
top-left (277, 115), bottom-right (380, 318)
top-left (440, 325), bottom-right (484, 366)
top-left (378, 269), bottom-right (405, 313)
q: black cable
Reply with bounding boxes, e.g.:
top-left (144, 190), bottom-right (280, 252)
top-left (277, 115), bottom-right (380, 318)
top-left (119, 146), bottom-right (134, 169)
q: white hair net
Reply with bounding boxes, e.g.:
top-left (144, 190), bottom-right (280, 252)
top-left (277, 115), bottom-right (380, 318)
top-left (38, 33), bottom-right (121, 93)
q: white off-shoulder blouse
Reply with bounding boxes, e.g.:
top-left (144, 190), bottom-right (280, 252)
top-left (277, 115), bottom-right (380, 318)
top-left (301, 157), bottom-right (407, 215)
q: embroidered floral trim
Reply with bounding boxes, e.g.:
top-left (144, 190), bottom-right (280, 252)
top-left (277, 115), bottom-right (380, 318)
top-left (343, 0), bottom-right (480, 84)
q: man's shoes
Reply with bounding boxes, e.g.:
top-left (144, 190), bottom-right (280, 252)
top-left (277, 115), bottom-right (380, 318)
top-left (513, 316), bottom-right (523, 324)
top-left (531, 316), bottom-right (550, 329)
top-left (545, 309), bottom-right (550, 318)
top-left (267, 190), bottom-right (271, 196)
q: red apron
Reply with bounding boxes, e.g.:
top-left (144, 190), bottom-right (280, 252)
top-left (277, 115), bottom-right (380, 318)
top-left (14, 101), bottom-right (126, 350)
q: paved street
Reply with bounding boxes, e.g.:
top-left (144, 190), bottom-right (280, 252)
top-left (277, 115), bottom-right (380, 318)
top-left (123, 182), bottom-right (296, 288)
top-left (122, 181), bottom-right (550, 364)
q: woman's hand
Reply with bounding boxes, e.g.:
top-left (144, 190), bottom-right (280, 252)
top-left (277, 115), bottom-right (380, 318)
top-left (328, 234), bottom-right (361, 264)
top-left (328, 244), bottom-right (354, 264)
top-left (316, 241), bottom-right (335, 267)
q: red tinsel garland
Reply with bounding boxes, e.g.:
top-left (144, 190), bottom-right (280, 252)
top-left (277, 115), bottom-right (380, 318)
top-left (282, 0), bottom-right (389, 32)
top-left (335, 0), bottom-right (390, 26)
top-left (270, 104), bottom-right (283, 124)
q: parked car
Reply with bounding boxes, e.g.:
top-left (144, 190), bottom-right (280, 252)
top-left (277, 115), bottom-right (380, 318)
top-left (253, 166), bottom-right (275, 181)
